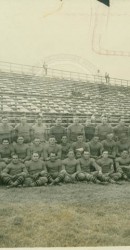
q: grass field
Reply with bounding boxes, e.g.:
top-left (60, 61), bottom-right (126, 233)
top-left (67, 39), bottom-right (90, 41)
top-left (0, 182), bottom-right (130, 247)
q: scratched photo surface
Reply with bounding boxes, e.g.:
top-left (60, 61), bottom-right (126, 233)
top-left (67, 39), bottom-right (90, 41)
top-left (0, 0), bottom-right (130, 248)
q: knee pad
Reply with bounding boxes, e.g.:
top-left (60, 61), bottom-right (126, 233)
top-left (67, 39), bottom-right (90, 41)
top-left (64, 175), bottom-right (72, 183)
top-left (77, 173), bottom-right (86, 181)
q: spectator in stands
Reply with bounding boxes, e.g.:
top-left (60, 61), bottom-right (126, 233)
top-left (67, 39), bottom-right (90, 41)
top-left (14, 116), bottom-right (32, 143)
top-left (113, 117), bottom-right (128, 141)
top-left (0, 116), bottom-right (14, 143)
top-left (105, 72), bottom-right (110, 83)
top-left (115, 150), bottom-right (130, 181)
top-left (101, 133), bottom-right (117, 160)
top-left (49, 117), bottom-right (66, 144)
top-left (44, 136), bottom-right (61, 161)
top-left (72, 133), bottom-right (89, 157)
top-left (95, 116), bottom-right (113, 141)
top-left (87, 136), bottom-right (103, 160)
top-left (31, 116), bottom-right (47, 143)
top-left (61, 135), bottom-right (71, 160)
top-left (0, 138), bottom-right (14, 164)
top-left (24, 152), bottom-right (48, 187)
top-left (13, 136), bottom-right (31, 163)
top-left (45, 152), bottom-right (63, 185)
top-left (43, 62), bottom-right (48, 76)
top-left (1, 154), bottom-right (27, 188)
top-left (84, 115), bottom-right (96, 142)
top-left (67, 116), bottom-right (85, 142)
top-left (62, 150), bottom-right (81, 183)
top-left (77, 151), bottom-right (101, 184)
top-left (30, 138), bottom-right (44, 161)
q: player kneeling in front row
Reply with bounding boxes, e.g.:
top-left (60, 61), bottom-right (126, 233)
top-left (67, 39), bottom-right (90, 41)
top-left (61, 150), bottom-right (81, 183)
top-left (77, 151), bottom-right (102, 184)
top-left (1, 154), bottom-right (27, 188)
top-left (96, 151), bottom-right (122, 184)
top-left (24, 152), bottom-right (48, 187)
top-left (45, 152), bottom-right (64, 185)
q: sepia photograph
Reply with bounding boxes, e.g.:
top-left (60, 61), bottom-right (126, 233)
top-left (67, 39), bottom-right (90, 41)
top-left (0, 0), bottom-right (130, 248)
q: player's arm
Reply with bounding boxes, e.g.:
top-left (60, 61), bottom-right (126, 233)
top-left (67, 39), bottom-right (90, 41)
top-left (95, 125), bottom-right (99, 136)
top-left (10, 126), bottom-right (15, 142)
top-left (99, 143), bottom-right (103, 156)
top-left (67, 125), bottom-right (71, 142)
top-left (30, 126), bottom-right (35, 141)
top-left (61, 159), bottom-right (67, 172)
top-left (84, 143), bottom-right (90, 153)
top-left (44, 125), bottom-right (48, 141)
top-left (14, 124), bottom-right (19, 137)
top-left (81, 126), bottom-right (86, 141)
top-left (109, 161), bottom-right (114, 175)
top-left (40, 147), bottom-right (45, 161)
top-left (92, 159), bottom-right (102, 173)
top-left (76, 159), bottom-right (81, 173)
top-left (56, 145), bottom-right (62, 160)
top-left (115, 158), bottom-right (123, 174)
top-left (1, 165), bottom-right (11, 177)
top-left (40, 161), bottom-right (48, 176)
top-left (44, 146), bottom-right (49, 161)
top-left (24, 146), bottom-right (31, 162)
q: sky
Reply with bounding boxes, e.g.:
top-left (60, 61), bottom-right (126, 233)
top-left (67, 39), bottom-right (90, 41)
top-left (0, 0), bottom-right (130, 79)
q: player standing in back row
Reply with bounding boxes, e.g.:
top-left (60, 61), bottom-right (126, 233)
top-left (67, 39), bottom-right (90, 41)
top-left (67, 117), bottom-right (85, 143)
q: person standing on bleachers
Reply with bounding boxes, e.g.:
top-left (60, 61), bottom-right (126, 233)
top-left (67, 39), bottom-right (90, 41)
top-left (95, 116), bottom-right (113, 141)
top-left (0, 116), bottom-right (14, 143)
top-left (14, 116), bottom-right (32, 143)
top-left (31, 116), bottom-right (47, 143)
top-left (67, 116), bottom-right (85, 143)
top-left (49, 117), bottom-right (66, 144)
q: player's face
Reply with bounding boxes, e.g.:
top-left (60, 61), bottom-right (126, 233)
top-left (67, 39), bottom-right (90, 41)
top-left (50, 154), bottom-right (56, 161)
top-left (93, 137), bottom-right (99, 143)
top-left (76, 151), bottom-right (81, 159)
top-left (73, 117), bottom-right (79, 124)
top-left (107, 133), bottom-right (113, 140)
top-left (61, 136), bottom-right (67, 143)
top-left (21, 117), bottom-right (27, 124)
top-left (85, 120), bottom-right (89, 126)
top-left (2, 118), bottom-right (8, 125)
top-left (102, 117), bottom-right (107, 124)
top-left (119, 119), bottom-right (125, 126)
top-left (102, 151), bottom-right (108, 158)
top-left (68, 151), bottom-right (74, 159)
top-left (77, 135), bottom-right (83, 142)
top-left (37, 118), bottom-right (42, 125)
top-left (12, 155), bottom-right (19, 164)
top-left (56, 118), bottom-right (62, 126)
top-left (2, 140), bottom-right (9, 147)
top-left (83, 152), bottom-right (90, 160)
top-left (32, 153), bottom-right (39, 161)
top-left (91, 116), bottom-right (95, 123)
top-left (49, 138), bottom-right (56, 144)
top-left (34, 138), bottom-right (40, 145)
top-left (121, 151), bottom-right (128, 159)
top-left (17, 137), bottom-right (24, 144)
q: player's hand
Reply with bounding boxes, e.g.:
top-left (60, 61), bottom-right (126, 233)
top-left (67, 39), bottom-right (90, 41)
top-left (98, 171), bottom-right (102, 176)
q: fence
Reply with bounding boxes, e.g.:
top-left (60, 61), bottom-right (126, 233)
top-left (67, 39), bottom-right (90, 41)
top-left (0, 60), bottom-right (130, 87)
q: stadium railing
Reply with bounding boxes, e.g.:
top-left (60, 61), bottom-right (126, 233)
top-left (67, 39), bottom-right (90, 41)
top-left (0, 60), bottom-right (130, 87)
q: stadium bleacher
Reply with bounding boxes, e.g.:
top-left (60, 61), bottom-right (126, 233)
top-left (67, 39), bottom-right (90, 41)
top-left (0, 68), bottom-right (130, 127)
